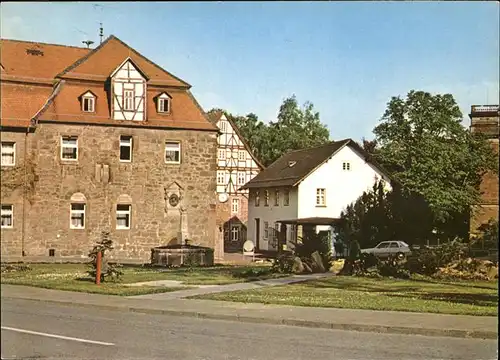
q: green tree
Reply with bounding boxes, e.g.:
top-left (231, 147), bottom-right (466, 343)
top-left (372, 90), bottom-right (497, 230)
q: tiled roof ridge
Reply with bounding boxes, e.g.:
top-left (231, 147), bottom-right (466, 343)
top-left (0, 37), bottom-right (91, 51)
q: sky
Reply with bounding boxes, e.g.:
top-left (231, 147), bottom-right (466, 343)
top-left (1, 1), bottom-right (499, 141)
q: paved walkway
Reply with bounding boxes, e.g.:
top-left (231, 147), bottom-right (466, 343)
top-left (128, 273), bottom-right (334, 300)
top-left (1, 284), bottom-right (497, 340)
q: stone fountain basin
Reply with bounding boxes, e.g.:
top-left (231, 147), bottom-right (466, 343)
top-left (150, 244), bottom-right (214, 267)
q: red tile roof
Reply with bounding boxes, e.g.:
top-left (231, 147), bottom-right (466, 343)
top-left (0, 36), bottom-right (216, 131)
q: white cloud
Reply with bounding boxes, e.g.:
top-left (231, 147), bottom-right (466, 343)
top-left (0, 15), bottom-right (31, 39)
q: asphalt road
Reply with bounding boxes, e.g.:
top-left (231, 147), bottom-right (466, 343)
top-left (1, 298), bottom-right (497, 360)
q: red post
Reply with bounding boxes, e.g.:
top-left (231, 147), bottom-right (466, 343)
top-left (95, 250), bottom-right (102, 285)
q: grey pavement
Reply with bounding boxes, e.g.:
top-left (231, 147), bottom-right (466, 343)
top-left (1, 284), bottom-right (497, 340)
top-left (128, 272), bottom-right (335, 299)
top-left (1, 298), bottom-right (497, 360)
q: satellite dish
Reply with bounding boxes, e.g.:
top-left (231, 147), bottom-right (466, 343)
top-left (218, 193), bottom-right (229, 203)
top-left (243, 240), bottom-right (255, 253)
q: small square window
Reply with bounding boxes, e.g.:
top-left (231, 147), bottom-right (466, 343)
top-left (123, 90), bottom-right (135, 111)
top-left (119, 136), bottom-right (132, 162)
top-left (342, 162), bottom-right (351, 171)
top-left (70, 203), bottom-right (85, 229)
top-left (237, 171), bottom-right (246, 186)
top-left (316, 188), bottom-right (326, 206)
top-left (116, 204), bottom-right (131, 229)
top-left (165, 141), bottom-right (181, 164)
top-left (1, 204), bottom-right (13, 228)
top-left (218, 149), bottom-right (226, 160)
top-left (158, 98), bottom-right (170, 113)
top-left (1, 142), bottom-right (16, 166)
top-left (238, 150), bottom-right (246, 161)
top-left (217, 171), bottom-right (225, 185)
top-left (231, 198), bottom-right (239, 214)
top-left (61, 136), bottom-right (78, 161)
top-left (82, 97), bottom-right (95, 112)
top-left (219, 121), bottom-right (227, 132)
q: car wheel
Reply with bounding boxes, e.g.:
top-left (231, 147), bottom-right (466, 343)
top-left (396, 252), bottom-right (405, 260)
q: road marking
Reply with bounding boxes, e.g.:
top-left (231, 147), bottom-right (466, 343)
top-left (1, 326), bottom-right (115, 346)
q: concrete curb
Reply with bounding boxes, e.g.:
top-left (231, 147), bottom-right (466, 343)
top-left (2, 296), bottom-right (496, 340)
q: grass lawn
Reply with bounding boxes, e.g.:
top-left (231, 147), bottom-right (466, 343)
top-left (1, 263), bottom-right (280, 296)
top-left (194, 275), bottom-right (499, 316)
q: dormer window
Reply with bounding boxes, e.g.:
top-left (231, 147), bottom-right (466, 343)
top-left (80, 91), bottom-right (96, 113)
top-left (123, 90), bottom-right (135, 111)
top-left (157, 93), bottom-right (171, 114)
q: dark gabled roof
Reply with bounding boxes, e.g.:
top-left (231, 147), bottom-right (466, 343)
top-left (243, 138), bottom-right (392, 189)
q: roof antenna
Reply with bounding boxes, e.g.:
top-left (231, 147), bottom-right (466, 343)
top-left (99, 22), bottom-right (104, 44)
top-left (82, 40), bottom-right (94, 49)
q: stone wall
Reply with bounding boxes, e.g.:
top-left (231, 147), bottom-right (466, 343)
top-left (0, 130), bottom-right (29, 257)
top-left (2, 123), bottom-right (218, 262)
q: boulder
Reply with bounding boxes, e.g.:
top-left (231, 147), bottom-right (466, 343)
top-left (311, 251), bottom-right (326, 273)
top-left (303, 262), bottom-right (313, 273)
top-left (292, 257), bottom-right (305, 274)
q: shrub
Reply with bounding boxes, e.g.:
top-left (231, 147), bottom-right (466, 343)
top-left (406, 239), bottom-right (468, 276)
top-left (1, 263), bottom-right (31, 273)
top-left (377, 255), bottom-right (410, 279)
top-left (271, 252), bottom-right (295, 274)
top-left (87, 231), bottom-right (123, 282)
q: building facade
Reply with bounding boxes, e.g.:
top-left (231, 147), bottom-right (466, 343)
top-left (469, 104), bottom-right (499, 234)
top-left (0, 36), bottom-right (220, 262)
top-left (243, 139), bottom-right (392, 252)
top-left (207, 112), bottom-right (263, 252)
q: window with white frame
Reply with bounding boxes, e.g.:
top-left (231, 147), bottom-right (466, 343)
top-left (231, 198), bottom-right (239, 213)
top-left (342, 162), bottom-right (351, 171)
top-left (1, 205), bottom-right (13, 228)
top-left (274, 189), bottom-right (280, 206)
top-left (61, 136), bottom-right (78, 161)
top-left (70, 203), bottom-right (85, 229)
top-left (82, 94), bottom-right (95, 112)
top-left (116, 204), bottom-right (131, 229)
top-left (237, 171), bottom-right (246, 186)
top-left (254, 190), bottom-right (260, 207)
top-left (274, 222), bottom-right (280, 241)
top-left (123, 90), bottom-right (135, 111)
top-left (1, 142), bottom-right (15, 166)
top-left (231, 226), bottom-right (239, 242)
top-left (289, 224), bottom-right (296, 243)
top-left (219, 120), bottom-right (227, 132)
top-left (217, 171), bottom-right (225, 185)
top-left (238, 150), bottom-right (245, 161)
top-left (158, 96), bottom-right (170, 113)
top-left (264, 190), bottom-right (269, 206)
top-left (284, 189), bottom-right (290, 206)
top-left (218, 149), bottom-right (226, 160)
top-left (264, 221), bottom-right (269, 239)
top-left (316, 188), bottom-right (326, 206)
top-left (165, 141), bottom-right (181, 163)
top-left (119, 136), bottom-right (132, 162)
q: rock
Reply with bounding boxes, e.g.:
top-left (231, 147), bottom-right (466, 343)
top-left (292, 257), bottom-right (305, 274)
top-left (303, 262), bottom-right (313, 273)
top-left (487, 266), bottom-right (498, 280)
top-left (311, 251), bottom-right (326, 273)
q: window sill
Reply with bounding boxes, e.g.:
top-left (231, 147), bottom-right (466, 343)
top-left (1, 227), bottom-right (13, 230)
top-left (70, 227), bottom-right (85, 230)
top-left (1, 164), bottom-right (16, 167)
top-left (165, 162), bottom-right (181, 165)
top-left (315, 205), bottom-right (327, 208)
top-left (116, 228), bottom-right (130, 231)
top-left (119, 160), bottom-right (132, 163)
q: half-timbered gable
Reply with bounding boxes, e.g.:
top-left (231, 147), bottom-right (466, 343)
top-left (110, 58), bottom-right (147, 121)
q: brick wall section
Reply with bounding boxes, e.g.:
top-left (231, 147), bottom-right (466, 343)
top-left (0, 130), bottom-right (29, 257)
top-left (1, 123), bottom-right (217, 261)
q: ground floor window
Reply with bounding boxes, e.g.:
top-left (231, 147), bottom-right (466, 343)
top-left (70, 203), bottom-right (85, 229)
top-left (231, 226), bottom-right (239, 242)
top-left (1, 204), bottom-right (13, 228)
top-left (116, 204), bottom-right (131, 229)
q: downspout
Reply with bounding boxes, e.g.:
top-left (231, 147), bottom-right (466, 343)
top-left (21, 127), bottom-right (28, 257)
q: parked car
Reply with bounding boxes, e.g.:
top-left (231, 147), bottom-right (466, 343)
top-left (361, 241), bottom-right (411, 259)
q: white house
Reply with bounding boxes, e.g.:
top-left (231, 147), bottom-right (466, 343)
top-left (242, 139), bottom-right (392, 252)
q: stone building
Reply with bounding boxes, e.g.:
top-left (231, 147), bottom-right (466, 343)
top-left (469, 104), bottom-right (499, 234)
top-left (207, 112), bottom-right (263, 253)
top-left (0, 36), bottom-right (221, 262)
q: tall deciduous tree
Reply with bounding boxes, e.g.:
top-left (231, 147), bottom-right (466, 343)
top-left (372, 90), bottom-right (497, 227)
